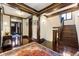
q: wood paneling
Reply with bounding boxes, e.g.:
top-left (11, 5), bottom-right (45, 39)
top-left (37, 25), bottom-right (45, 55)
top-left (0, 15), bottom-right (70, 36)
top-left (28, 16), bottom-right (32, 42)
top-left (52, 30), bottom-right (58, 51)
top-left (22, 35), bottom-right (28, 39)
top-left (0, 8), bottom-right (1, 47)
top-left (37, 16), bottom-right (40, 43)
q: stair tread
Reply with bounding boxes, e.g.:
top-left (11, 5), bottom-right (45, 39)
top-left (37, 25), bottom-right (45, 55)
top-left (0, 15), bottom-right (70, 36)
top-left (60, 25), bottom-right (78, 49)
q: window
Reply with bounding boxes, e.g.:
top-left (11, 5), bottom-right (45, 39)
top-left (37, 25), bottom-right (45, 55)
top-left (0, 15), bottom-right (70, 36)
top-left (61, 13), bottom-right (66, 20)
top-left (67, 12), bottom-right (72, 20)
top-left (61, 12), bottom-right (72, 20)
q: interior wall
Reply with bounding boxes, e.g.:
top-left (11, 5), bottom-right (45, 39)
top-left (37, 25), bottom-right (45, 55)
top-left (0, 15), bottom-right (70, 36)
top-left (40, 15), bottom-right (61, 49)
top-left (40, 15), bottom-right (47, 39)
top-left (45, 10), bottom-right (79, 45)
top-left (32, 15), bottom-right (38, 39)
top-left (64, 12), bottom-right (75, 25)
top-left (11, 17), bottom-right (22, 22)
top-left (23, 19), bottom-right (29, 36)
top-left (74, 10), bottom-right (79, 46)
top-left (2, 15), bottom-right (10, 36)
top-left (2, 14), bottom-right (31, 37)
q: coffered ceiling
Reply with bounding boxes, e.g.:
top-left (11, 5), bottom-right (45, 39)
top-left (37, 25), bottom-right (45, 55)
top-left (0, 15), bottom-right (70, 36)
top-left (8, 3), bottom-right (73, 15)
top-left (24, 3), bottom-right (52, 11)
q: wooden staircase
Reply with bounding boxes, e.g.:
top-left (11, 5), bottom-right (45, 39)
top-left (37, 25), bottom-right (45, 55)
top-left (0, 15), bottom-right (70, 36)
top-left (61, 25), bottom-right (78, 49)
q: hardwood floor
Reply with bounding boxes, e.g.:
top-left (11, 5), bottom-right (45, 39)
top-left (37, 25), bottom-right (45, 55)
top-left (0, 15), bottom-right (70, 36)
top-left (57, 41), bottom-right (78, 56)
top-left (0, 38), bottom-right (29, 53)
top-left (41, 40), bottom-right (78, 56)
top-left (57, 25), bottom-right (79, 56)
top-left (0, 36), bottom-right (78, 56)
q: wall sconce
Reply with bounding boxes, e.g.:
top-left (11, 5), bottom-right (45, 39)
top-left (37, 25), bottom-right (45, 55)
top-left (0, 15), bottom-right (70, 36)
top-left (4, 22), bottom-right (8, 26)
top-left (78, 12), bottom-right (79, 17)
top-left (41, 19), bottom-right (46, 24)
top-left (16, 10), bottom-right (24, 16)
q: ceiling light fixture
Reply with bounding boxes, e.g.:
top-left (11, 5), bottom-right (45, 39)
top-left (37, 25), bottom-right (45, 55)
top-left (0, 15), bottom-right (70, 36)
top-left (16, 10), bottom-right (24, 16)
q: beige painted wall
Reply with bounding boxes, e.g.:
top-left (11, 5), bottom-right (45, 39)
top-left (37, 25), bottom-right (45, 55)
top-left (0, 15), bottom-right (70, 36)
top-left (40, 15), bottom-right (61, 49)
top-left (32, 15), bottom-right (38, 39)
top-left (2, 15), bottom-right (10, 36)
top-left (40, 15), bottom-right (47, 39)
top-left (11, 17), bottom-right (22, 22)
top-left (23, 19), bottom-right (29, 36)
top-left (2, 15), bottom-right (30, 36)
top-left (64, 12), bottom-right (75, 25)
top-left (73, 10), bottom-right (79, 46)
top-left (2, 14), bottom-right (38, 38)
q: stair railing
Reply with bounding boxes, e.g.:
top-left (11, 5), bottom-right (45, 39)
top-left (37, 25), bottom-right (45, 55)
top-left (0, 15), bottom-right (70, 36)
top-left (58, 19), bottom-right (64, 41)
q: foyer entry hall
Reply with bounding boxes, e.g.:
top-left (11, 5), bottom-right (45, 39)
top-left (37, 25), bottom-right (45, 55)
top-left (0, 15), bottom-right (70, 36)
top-left (0, 3), bottom-right (79, 56)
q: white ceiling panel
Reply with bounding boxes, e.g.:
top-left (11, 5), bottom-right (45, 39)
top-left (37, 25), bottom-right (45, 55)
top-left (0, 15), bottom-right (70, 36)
top-left (3, 4), bottom-right (31, 18)
top-left (24, 3), bottom-right (52, 11)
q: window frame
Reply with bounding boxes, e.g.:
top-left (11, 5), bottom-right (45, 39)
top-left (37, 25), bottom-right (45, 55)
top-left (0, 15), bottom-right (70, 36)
top-left (60, 12), bottom-right (72, 21)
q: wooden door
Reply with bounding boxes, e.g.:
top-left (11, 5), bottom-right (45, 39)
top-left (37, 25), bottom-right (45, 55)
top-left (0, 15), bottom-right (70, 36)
top-left (52, 30), bottom-right (58, 51)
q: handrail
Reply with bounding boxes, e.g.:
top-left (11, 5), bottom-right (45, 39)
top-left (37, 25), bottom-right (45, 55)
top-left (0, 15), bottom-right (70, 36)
top-left (52, 20), bottom-right (64, 52)
top-left (58, 19), bottom-right (64, 41)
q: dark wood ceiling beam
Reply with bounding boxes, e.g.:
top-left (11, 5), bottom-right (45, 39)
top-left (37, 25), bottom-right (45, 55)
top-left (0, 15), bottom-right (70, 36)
top-left (19, 3), bottom-right (38, 12)
top-left (8, 3), bottom-right (73, 16)
top-left (47, 4), bottom-right (79, 18)
top-left (39, 3), bottom-right (60, 14)
top-left (8, 3), bottom-right (38, 15)
top-left (39, 3), bottom-right (72, 14)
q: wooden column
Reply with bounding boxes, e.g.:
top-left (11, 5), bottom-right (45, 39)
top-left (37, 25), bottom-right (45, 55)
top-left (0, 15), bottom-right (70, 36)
top-left (52, 30), bottom-right (58, 51)
top-left (0, 8), bottom-right (1, 47)
top-left (37, 16), bottom-right (40, 43)
top-left (28, 16), bottom-right (32, 42)
top-left (52, 27), bottom-right (59, 52)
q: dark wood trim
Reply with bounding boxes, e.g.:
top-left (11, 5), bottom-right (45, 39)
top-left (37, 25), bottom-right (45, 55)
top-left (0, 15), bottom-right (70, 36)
top-left (8, 3), bottom-right (38, 15)
top-left (3, 13), bottom-right (28, 19)
top-left (74, 25), bottom-right (79, 48)
top-left (47, 4), bottom-right (78, 18)
top-left (28, 16), bottom-right (32, 42)
top-left (53, 27), bottom-right (60, 29)
top-left (0, 8), bottom-right (1, 47)
top-left (10, 16), bottom-right (11, 35)
top-left (21, 18), bottom-right (23, 45)
top-left (37, 15), bottom-right (40, 43)
top-left (19, 3), bottom-right (38, 12)
top-left (52, 30), bottom-right (58, 51)
top-left (39, 3), bottom-right (59, 14)
top-left (7, 3), bottom-right (73, 16)
top-left (39, 3), bottom-right (72, 14)
top-left (22, 35), bottom-right (28, 39)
